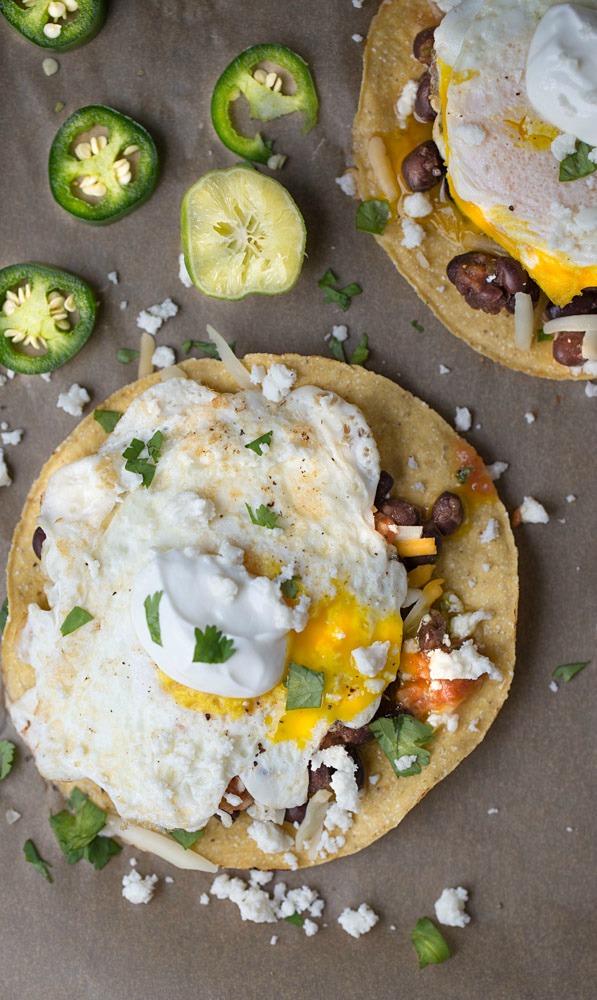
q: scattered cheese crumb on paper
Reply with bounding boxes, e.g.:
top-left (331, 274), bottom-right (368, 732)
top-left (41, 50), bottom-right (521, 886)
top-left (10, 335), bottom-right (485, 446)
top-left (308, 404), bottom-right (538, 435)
top-left (338, 903), bottom-right (379, 938)
top-left (121, 869), bottom-right (158, 905)
top-left (434, 887), bottom-right (470, 928)
top-left (56, 383), bottom-right (90, 417)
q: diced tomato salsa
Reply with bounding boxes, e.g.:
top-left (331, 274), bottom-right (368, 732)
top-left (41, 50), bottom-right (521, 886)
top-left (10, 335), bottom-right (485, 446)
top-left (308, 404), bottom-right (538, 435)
top-left (455, 441), bottom-right (496, 497)
top-left (398, 649), bottom-right (479, 717)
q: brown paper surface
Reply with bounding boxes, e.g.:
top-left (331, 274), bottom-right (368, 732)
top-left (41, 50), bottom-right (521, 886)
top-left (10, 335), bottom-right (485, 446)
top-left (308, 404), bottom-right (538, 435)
top-left (0, 2), bottom-right (595, 998)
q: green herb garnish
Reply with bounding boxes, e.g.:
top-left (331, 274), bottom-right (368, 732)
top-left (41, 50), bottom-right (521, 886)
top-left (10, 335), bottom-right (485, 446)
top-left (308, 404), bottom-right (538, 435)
top-left (281, 576), bottom-right (301, 600)
top-left (552, 661), bottom-right (590, 683)
top-left (369, 715), bottom-right (434, 778)
top-left (350, 333), bottom-right (369, 366)
top-left (193, 625), bottom-right (236, 664)
top-left (60, 606), bottom-right (93, 637)
top-left (122, 430), bottom-right (163, 487)
top-left (285, 913), bottom-right (304, 927)
top-left (456, 466), bottom-right (474, 484)
top-left (0, 597), bottom-right (8, 634)
top-left (536, 327), bottom-right (553, 343)
top-left (245, 431), bottom-right (273, 456)
top-left (116, 348), bottom-right (140, 364)
top-left (318, 269), bottom-right (362, 312)
top-left (285, 661), bottom-right (325, 710)
top-left (50, 788), bottom-right (120, 869)
top-left (169, 828), bottom-right (205, 850)
top-left (328, 335), bottom-right (346, 362)
top-left (144, 591), bottom-right (163, 646)
top-left (23, 840), bottom-right (53, 883)
top-left (411, 917), bottom-right (451, 968)
top-left (559, 141), bottom-right (597, 182)
top-left (411, 319), bottom-right (424, 333)
top-left (356, 199), bottom-right (390, 234)
top-left (181, 339), bottom-right (236, 358)
top-left (0, 739), bottom-right (16, 781)
top-left (246, 503), bottom-right (280, 529)
top-left (93, 409), bottom-right (122, 433)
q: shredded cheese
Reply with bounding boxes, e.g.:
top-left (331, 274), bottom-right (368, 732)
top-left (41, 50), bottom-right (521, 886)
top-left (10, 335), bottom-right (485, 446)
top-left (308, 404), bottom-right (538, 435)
top-left (101, 815), bottom-right (218, 872)
top-left (137, 332), bottom-right (155, 379)
top-left (513, 292), bottom-right (534, 351)
top-left (395, 536), bottom-right (436, 558)
top-left (403, 578), bottom-right (444, 636)
top-left (367, 136), bottom-right (399, 201)
top-left (206, 325), bottom-right (252, 388)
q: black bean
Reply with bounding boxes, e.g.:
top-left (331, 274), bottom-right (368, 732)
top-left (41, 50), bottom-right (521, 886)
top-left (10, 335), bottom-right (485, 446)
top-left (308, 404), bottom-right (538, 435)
top-left (380, 498), bottom-right (421, 526)
top-left (320, 721), bottom-right (372, 750)
top-left (496, 258), bottom-right (540, 312)
top-left (417, 609), bottom-right (447, 651)
top-left (346, 746), bottom-right (365, 790)
top-left (414, 72), bottom-right (436, 123)
top-left (447, 252), bottom-right (508, 314)
top-left (401, 140), bottom-right (445, 192)
top-left (32, 526), bottom-right (46, 559)
top-left (432, 491), bottom-right (463, 535)
top-left (413, 25), bottom-right (435, 65)
top-left (308, 763), bottom-right (334, 795)
top-left (552, 332), bottom-right (586, 367)
top-left (285, 804), bottom-right (307, 825)
top-left (375, 470), bottom-right (394, 508)
top-left (546, 286), bottom-right (597, 320)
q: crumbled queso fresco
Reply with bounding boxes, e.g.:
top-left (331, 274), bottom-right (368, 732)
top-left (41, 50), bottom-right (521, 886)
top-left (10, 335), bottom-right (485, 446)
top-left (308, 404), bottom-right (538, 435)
top-left (56, 383), bottom-right (90, 417)
top-left (434, 886), bottom-right (471, 928)
top-left (136, 298), bottom-right (178, 336)
top-left (121, 867), bottom-right (159, 905)
top-left (337, 903), bottom-right (379, 938)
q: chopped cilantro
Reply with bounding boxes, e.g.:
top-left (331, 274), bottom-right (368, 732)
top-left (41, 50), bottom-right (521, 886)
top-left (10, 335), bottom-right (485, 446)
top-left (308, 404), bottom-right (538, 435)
top-left (50, 788), bottom-right (119, 869)
top-left (536, 327), bottom-right (554, 343)
top-left (318, 269), bottom-right (362, 312)
top-left (411, 917), bottom-right (451, 968)
top-left (0, 739), bottom-right (16, 781)
top-left (350, 333), bottom-right (369, 366)
top-left (181, 339), bottom-right (236, 358)
top-left (552, 661), bottom-right (590, 683)
top-left (328, 335), bottom-right (346, 362)
top-left (245, 431), bottom-right (273, 456)
top-left (559, 141), bottom-right (597, 182)
top-left (85, 835), bottom-right (122, 870)
top-left (60, 606), bottom-right (93, 637)
top-left (356, 199), bottom-right (390, 234)
top-left (144, 591), bottom-right (163, 646)
top-left (284, 913), bottom-right (304, 927)
top-left (169, 828), bottom-right (205, 850)
top-left (193, 625), bottom-right (236, 664)
top-left (116, 348), bottom-right (140, 364)
top-left (122, 430), bottom-right (163, 487)
top-left (23, 840), bottom-right (53, 883)
top-left (456, 466), bottom-right (474, 484)
top-left (411, 319), bottom-right (424, 333)
top-left (369, 715), bottom-right (434, 777)
top-left (245, 503), bottom-right (280, 529)
top-left (0, 597), bottom-right (8, 634)
top-left (285, 661), bottom-right (325, 710)
top-left (93, 409), bottom-right (122, 433)
top-left (281, 575), bottom-right (301, 600)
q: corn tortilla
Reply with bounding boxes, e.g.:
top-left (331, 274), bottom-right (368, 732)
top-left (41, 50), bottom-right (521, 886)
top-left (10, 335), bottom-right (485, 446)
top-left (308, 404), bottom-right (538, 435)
top-left (353, 0), bottom-right (591, 380)
top-left (2, 355), bottom-right (517, 869)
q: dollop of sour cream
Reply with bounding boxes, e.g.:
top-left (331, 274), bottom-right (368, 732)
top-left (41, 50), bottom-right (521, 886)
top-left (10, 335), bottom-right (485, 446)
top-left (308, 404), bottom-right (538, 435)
top-left (526, 3), bottom-right (597, 146)
top-left (131, 548), bottom-right (309, 699)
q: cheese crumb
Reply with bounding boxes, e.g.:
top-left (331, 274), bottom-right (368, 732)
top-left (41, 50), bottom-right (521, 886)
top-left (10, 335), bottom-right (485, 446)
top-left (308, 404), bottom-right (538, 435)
top-left (427, 712), bottom-right (459, 733)
top-left (178, 253), bottom-right (193, 288)
top-left (394, 753), bottom-right (418, 771)
top-left (480, 518), bottom-right (499, 543)
top-left (566, 494), bottom-right (576, 503)
top-left (428, 640), bottom-right (501, 681)
top-left (121, 869), bottom-right (158, 905)
top-left (331, 324), bottom-right (348, 342)
top-left (486, 461), bottom-right (508, 481)
top-left (352, 33), bottom-right (364, 43)
top-left (455, 406), bottom-right (472, 432)
top-left (338, 903), bottom-right (379, 938)
top-left (551, 133), bottom-right (578, 162)
top-left (468, 718), bottom-right (479, 732)
top-left (517, 496), bottom-right (549, 524)
top-left (487, 806), bottom-right (499, 815)
top-left (549, 680), bottom-right (559, 693)
top-left (210, 874), bottom-right (277, 923)
top-left (439, 363), bottom-right (451, 375)
top-left (403, 193), bottom-right (433, 218)
top-left (0, 428), bottom-right (22, 446)
top-left (524, 411), bottom-right (536, 424)
top-left (304, 919), bottom-right (319, 936)
top-left (369, 773), bottom-right (380, 785)
top-left (335, 173), bottom-right (357, 197)
top-left (199, 892), bottom-right (210, 905)
top-left (351, 640), bottom-right (390, 677)
top-left (270, 935), bottom-right (278, 945)
top-left (450, 609), bottom-right (492, 640)
top-left (247, 820), bottom-right (294, 854)
top-left (434, 887), bottom-right (470, 928)
top-left (56, 383), bottom-right (90, 417)
top-left (151, 345), bottom-right (176, 369)
top-left (107, 271), bottom-right (119, 285)
top-left (401, 217), bottom-right (425, 248)
top-left (395, 79), bottom-right (418, 127)
top-left (136, 298), bottom-right (178, 336)
top-left (5, 809), bottom-right (21, 825)
top-left (260, 363), bottom-right (296, 403)
top-left (586, 382), bottom-right (597, 397)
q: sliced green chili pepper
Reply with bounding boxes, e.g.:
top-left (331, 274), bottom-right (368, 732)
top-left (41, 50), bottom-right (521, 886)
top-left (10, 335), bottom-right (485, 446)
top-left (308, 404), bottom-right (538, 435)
top-left (0, 263), bottom-right (96, 374)
top-left (49, 105), bottom-right (158, 224)
top-left (0, 0), bottom-right (106, 52)
top-left (211, 43), bottom-right (319, 163)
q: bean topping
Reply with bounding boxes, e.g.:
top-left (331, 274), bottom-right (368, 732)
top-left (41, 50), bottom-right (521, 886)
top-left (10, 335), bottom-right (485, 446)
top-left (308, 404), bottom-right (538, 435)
top-left (308, 762), bottom-right (334, 795)
top-left (32, 526), bottom-right (46, 559)
top-left (413, 26), bottom-right (435, 65)
top-left (375, 470), bottom-right (394, 508)
top-left (380, 497), bottom-right (421, 525)
top-left (432, 491), bottom-right (463, 535)
top-left (347, 746), bottom-right (365, 790)
top-left (414, 72), bottom-right (436, 123)
top-left (320, 721), bottom-right (372, 750)
top-left (285, 804), bottom-right (307, 825)
top-left (218, 775), bottom-right (254, 814)
top-left (447, 251), bottom-right (539, 315)
top-left (552, 331), bottom-right (586, 366)
top-left (417, 609), bottom-right (447, 652)
top-left (546, 286), bottom-right (597, 320)
top-left (401, 140), bottom-right (445, 192)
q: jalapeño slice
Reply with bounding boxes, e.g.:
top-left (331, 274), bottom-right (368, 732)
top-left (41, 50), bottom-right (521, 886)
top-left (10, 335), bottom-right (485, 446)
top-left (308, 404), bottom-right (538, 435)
top-left (0, 1), bottom-right (106, 52)
top-left (211, 43), bottom-right (319, 163)
top-left (49, 105), bottom-right (158, 224)
top-left (0, 263), bottom-right (96, 374)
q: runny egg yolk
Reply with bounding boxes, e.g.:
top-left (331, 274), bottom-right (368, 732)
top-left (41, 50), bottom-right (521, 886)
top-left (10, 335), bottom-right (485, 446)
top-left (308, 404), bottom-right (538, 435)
top-left (158, 588), bottom-right (403, 748)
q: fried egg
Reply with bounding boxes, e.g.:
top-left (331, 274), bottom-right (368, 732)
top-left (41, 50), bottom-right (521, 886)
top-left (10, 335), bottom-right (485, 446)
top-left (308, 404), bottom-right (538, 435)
top-left (435, 0), bottom-right (597, 305)
top-left (12, 374), bottom-right (406, 831)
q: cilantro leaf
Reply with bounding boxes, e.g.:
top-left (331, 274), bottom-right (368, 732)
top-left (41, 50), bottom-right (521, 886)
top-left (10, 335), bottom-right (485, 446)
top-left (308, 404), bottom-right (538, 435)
top-left (60, 606), bottom-right (93, 637)
top-left (0, 597), bottom-right (8, 634)
top-left (559, 141), bottom-right (597, 182)
top-left (281, 576), bottom-right (301, 600)
top-left (318, 269), bottom-right (362, 312)
top-left (536, 327), bottom-right (553, 343)
top-left (456, 466), bottom-right (474, 484)
top-left (245, 503), bottom-right (280, 529)
top-left (23, 839), bottom-right (52, 883)
top-left (0, 739), bottom-right (16, 781)
top-left (144, 591), bottom-right (163, 646)
top-left (356, 199), bottom-right (390, 234)
top-left (285, 661), bottom-right (325, 710)
top-left (193, 625), bottom-right (236, 664)
top-left (411, 917), bottom-right (451, 968)
top-left (181, 339), bottom-right (236, 359)
top-left (285, 913), bottom-right (304, 927)
top-left (93, 409), bottom-right (122, 433)
top-left (50, 789), bottom-right (107, 857)
top-left (169, 828), bottom-right (205, 850)
top-left (147, 430), bottom-right (163, 463)
top-left (122, 431), bottom-right (163, 488)
top-left (369, 715), bottom-right (434, 777)
top-left (83, 835), bottom-right (122, 870)
top-left (328, 335), bottom-right (346, 362)
top-left (116, 348), bottom-right (140, 364)
top-left (552, 661), bottom-right (590, 683)
top-left (350, 333), bottom-right (369, 366)
top-left (411, 319), bottom-right (424, 333)
top-left (245, 431), bottom-right (273, 456)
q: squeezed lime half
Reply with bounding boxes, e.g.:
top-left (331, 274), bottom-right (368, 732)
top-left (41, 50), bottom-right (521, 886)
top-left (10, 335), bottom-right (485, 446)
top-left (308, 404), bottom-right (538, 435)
top-left (181, 166), bottom-right (306, 300)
